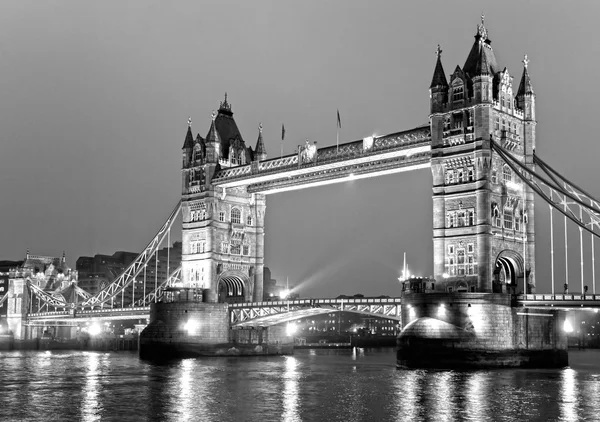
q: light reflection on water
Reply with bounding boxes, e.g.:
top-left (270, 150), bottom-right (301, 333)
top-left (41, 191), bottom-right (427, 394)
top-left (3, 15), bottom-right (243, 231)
top-left (0, 349), bottom-right (599, 421)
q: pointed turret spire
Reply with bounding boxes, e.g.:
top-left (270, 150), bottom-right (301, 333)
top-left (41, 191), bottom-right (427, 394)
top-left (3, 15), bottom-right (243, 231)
top-left (463, 15), bottom-right (499, 77)
top-left (517, 54), bottom-right (534, 96)
top-left (182, 117), bottom-right (194, 149)
top-left (62, 251), bottom-right (66, 263)
top-left (219, 92), bottom-right (233, 116)
top-left (254, 122), bottom-right (267, 161)
top-left (430, 45), bottom-right (449, 89)
top-left (206, 110), bottom-right (220, 144)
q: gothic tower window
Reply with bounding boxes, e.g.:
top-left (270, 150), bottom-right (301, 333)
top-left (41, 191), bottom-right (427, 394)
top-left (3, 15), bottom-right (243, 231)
top-left (504, 208), bottom-right (514, 230)
top-left (243, 245), bottom-right (250, 256)
top-left (467, 167), bottom-right (474, 182)
top-left (515, 211), bottom-right (521, 232)
top-left (457, 169), bottom-right (464, 183)
top-left (247, 215), bottom-right (252, 226)
top-left (503, 165), bottom-right (512, 183)
top-left (447, 213), bottom-right (455, 228)
top-left (492, 204), bottom-right (501, 227)
top-left (194, 148), bottom-right (202, 163)
top-left (491, 170), bottom-right (497, 184)
top-left (219, 211), bottom-right (225, 222)
top-left (230, 244), bottom-right (241, 255)
top-left (495, 117), bottom-right (500, 131)
top-left (452, 85), bottom-right (464, 102)
top-left (231, 208), bottom-right (241, 224)
top-left (468, 210), bottom-right (474, 226)
top-left (457, 249), bottom-right (465, 275)
top-left (446, 170), bottom-right (455, 185)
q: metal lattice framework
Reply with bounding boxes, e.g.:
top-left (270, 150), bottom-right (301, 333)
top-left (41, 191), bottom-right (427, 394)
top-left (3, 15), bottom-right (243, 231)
top-left (0, 292), bottom-right (7, 308)
top-left (80, 201), bottom-right (182, 308)
top-left (27, 281), bottom-right (70, 311)
top-left (136, 265), bottom-right (181, 306)
top-left (229, 297), bottom-right (402, 324)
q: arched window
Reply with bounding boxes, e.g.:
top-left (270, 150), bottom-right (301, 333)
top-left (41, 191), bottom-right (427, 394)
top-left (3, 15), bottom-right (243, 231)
top-left (467, 167), bottom-right (474, 182)
top-left (230, 148), bottom-right (238, 165)
top-left (457, 169), bottom-right (464, 183)
top-left (246, 215), bottom-right (252, 226)
top-left (503, 165), bottom-right (512, 183)
top-left (231, 208), bottom-right (241, 224)
top-left (194, 148), bottom-right (202, 163)
top-left (452, 85), bottom-right (464, 102)
top-left (468, 210), bottom-right (474, 226)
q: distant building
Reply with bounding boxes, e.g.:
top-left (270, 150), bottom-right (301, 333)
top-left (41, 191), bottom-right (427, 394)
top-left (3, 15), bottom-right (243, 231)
top-left (262, 267), bottom-right (298, 300)
top-left (76, 242), bottom-right (182, 305)
top-left (0, 260), bottom-right (23, 322)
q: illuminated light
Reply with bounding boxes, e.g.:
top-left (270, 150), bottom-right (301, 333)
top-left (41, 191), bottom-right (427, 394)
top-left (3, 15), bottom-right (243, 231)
top-left (505, 181), bottom-right (522, 192)
top-left (286, 323), bottom-right (297, 336)
top-left (563, 320), bottom-right (574, 333)
top-left (281, 289), bottom-right (290, 299)
top-left (442, 273), bottom-right (450, 279)
top-left (269, 293), bottom-right (274, 297)
top-left (88, 323), bottom-right (102, 336)
top-left (183, 320), bottom-right (199, 334)
top-left (348, 173), bottom-right (356, 180)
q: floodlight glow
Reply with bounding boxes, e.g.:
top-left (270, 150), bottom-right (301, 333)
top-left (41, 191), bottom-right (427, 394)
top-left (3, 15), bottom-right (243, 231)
top-left (563, 320), bottom-right (574, 333)
top-left (88, 323), bottom-right (102, 336)
top-left (442, 273), bottom-right (450, 279)
top-left (281, 289), bottom-right (290, 299)
top-left (183, 320), bottom-right (199, 334)
top-left (286, 323), bottom-right (297, 336)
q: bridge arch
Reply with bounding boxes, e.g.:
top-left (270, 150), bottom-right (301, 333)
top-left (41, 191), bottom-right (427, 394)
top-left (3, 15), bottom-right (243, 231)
top-left (217, 271), bottom-right (249, 303)
top-left (494, 249), bottom-right (524, 286)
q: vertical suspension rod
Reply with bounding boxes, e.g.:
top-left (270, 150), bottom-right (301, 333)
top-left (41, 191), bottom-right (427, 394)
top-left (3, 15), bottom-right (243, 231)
top-left (592, 198), bottom-right (596, 295)
top-left (167, 228), bottom-right (170, 289)
top-left (579, 205), bottom-right (584, 295)
top-left (549, 191), bottom-right (555, 295)
top-left (154, 249), bottom-right (158, 303)
top-left (564, 194), bottom-right (569, 293)
top-left (143, 264), bottom-right (147, 306)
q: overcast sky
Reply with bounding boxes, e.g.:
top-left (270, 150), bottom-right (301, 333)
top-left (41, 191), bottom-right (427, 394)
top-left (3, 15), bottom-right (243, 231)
top-left (1, 1), bottom-right (599, 297)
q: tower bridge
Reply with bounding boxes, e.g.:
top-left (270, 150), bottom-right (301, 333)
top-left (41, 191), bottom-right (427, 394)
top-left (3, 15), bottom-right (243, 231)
top-left (4, 18), bottom-right (600, 366)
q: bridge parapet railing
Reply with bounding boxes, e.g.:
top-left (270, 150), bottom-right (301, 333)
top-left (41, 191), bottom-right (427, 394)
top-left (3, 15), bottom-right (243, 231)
top-left (518, 294), bottom-right (600, 301)
top-left (229, 297), bottom-right (402, 308)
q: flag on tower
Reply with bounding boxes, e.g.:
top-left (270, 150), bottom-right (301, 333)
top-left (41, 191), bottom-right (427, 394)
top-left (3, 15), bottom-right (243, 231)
top-left (337, 109), bottom-right (342, 129)
top-left (281, 123), bottom-right (286, 141)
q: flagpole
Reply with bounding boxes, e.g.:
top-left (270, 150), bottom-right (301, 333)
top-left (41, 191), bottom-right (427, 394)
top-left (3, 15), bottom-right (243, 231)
top-left (336, 109), bottom-right (340, 155)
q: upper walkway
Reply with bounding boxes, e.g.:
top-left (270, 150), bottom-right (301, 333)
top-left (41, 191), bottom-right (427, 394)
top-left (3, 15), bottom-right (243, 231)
top-left (210, 125), bottom-right (431, 194)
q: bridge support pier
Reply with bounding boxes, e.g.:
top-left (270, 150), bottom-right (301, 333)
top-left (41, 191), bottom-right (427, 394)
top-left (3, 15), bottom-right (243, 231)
top-left (139, 289), bottom-right (293, 358)
top-left (397, 293), bottom-right (568, 368)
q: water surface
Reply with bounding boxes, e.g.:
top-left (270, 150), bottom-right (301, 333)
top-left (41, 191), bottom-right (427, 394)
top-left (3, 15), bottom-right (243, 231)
top-left (1, 348), bottom-right (599, 421)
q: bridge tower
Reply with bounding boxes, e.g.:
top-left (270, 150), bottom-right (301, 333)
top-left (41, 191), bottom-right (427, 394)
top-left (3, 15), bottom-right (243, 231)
top-left (181, 95), bottom-right (267, 302)
top-left (429, 19), bottom-right (536, 294)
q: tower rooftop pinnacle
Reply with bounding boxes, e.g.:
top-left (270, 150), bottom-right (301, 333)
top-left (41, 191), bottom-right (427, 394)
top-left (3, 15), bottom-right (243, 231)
top-left (254, 122), bottom-right (267, 157)
top-left (463, 15), bottom-right (499, 77)
top-left (218, 92), bottom-right (233, 116)
top-left (182, 117), bottom-right (194, 149)
top-left (430, 44), bottom-right (449, 89)
top-left (517, 54), bottom-right (534, 96)
top-left (206, 110), bottom-right (220, 144)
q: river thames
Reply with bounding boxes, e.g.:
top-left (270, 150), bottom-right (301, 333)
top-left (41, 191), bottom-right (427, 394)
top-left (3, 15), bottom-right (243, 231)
top-left (0, 348), bottom-right (599, 421)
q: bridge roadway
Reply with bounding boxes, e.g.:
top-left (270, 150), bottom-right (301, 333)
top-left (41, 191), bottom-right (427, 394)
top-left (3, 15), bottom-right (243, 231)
top-left (24, 295), bottom-right (600, 327)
